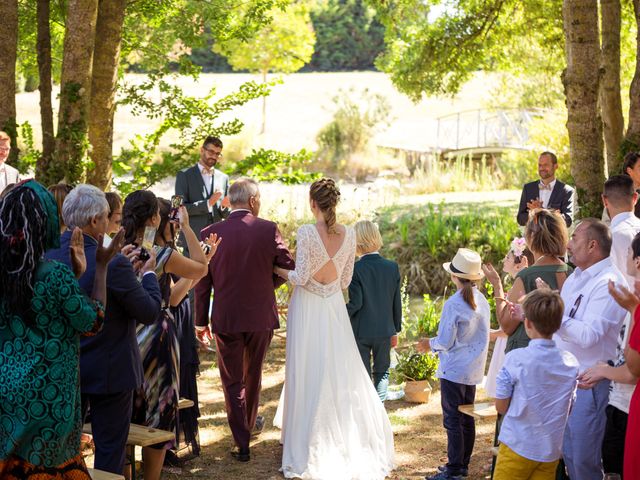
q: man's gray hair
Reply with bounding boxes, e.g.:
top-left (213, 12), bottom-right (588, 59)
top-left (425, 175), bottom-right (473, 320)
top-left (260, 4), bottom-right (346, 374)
top-left (228, 177), bottom-right (259, 206)
top-left (62, 184), bottom-right (109, 229)
top-left (579, 217), bottom-right (612, 256)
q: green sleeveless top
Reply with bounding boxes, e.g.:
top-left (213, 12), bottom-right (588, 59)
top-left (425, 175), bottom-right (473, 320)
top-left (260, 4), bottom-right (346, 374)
top-left (504, 263), bottom-right (571, 353)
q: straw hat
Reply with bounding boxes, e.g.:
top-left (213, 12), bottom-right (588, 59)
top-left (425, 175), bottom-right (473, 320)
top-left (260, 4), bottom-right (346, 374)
top-left (442, 248), bottom-right (484, 281)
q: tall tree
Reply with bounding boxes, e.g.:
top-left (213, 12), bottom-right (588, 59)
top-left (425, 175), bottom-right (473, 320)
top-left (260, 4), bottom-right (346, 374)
top-left (0, 0), bottom-right (19, 164)
top-left (625, 0), bottom-right (640, 154)
top-left (49, 0), bottom-right (99, 186)
top-left (35, 0), bottom-right (56, 178)
top-left (215, 3), bottom-right (316, 133)
top-left (599, 0), bottom-right (624, 175)
top-left (563, 0), bottom-right (604, 216)
top-left (87, 0), bottom-right (127, 190)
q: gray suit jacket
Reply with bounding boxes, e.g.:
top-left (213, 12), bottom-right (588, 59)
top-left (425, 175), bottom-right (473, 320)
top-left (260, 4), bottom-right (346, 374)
top-left (175, 165), bottom-right (229, 244)
top-left (0, 163), bottom-right (20, 194)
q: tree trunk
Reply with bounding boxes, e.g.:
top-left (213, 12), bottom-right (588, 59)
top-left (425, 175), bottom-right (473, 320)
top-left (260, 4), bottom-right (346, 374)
top-left (35, 0), bottom-right (56, 181)
top-left (599, 0), bottom-right (624, 175)
top-left (625, 0), bottom-right (640, 155)
top-left (0, 0), bottom-right (19, 165)
top-left (50, 0), bottom-right (99, 186)
top-left (86, 0), bottom-right (127, 190)
top-left (563, 0), bottom-right (604, 218)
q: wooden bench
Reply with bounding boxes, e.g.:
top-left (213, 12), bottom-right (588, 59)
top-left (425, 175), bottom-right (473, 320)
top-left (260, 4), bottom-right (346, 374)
top-left (458, 402), bottom-right (498, 420)
top-left (178, 397), bottom-right (194, 409)
top-left (83, 423), bottom-right (175, 480)
top-left (87, 468), bottom-right (124, 480)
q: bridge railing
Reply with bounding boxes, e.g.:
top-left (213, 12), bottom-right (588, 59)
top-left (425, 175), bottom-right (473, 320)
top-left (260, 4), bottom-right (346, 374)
top-left (435, 108), bottom-right (554, 151)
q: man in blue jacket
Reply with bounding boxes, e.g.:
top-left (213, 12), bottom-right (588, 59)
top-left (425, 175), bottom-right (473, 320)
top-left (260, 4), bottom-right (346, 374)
top-left (346, 220), bottom-right (402, 402)
top-left (46, 184), bottom-right (162, 475)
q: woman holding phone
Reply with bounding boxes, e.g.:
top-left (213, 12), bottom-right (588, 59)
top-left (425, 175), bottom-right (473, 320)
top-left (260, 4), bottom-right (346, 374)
top-left (121, 191), bottom-right (220, 480)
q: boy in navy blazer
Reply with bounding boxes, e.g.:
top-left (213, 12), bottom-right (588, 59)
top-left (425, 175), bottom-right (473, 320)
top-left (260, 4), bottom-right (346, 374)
top-left (346, 220), bottom-right (402, 401)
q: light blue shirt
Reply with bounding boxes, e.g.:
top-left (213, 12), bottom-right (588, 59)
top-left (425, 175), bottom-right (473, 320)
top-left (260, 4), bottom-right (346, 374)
top-left (496, 339), bottom-right (579, 462)
top-left (429, 289), bottom-right (490, 385)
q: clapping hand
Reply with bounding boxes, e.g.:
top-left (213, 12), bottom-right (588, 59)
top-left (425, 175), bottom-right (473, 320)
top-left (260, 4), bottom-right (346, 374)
top-left (608, 280), bottom-right (640, 314)
top-left (535, 277), bottom-right (551, 290)
top-left (481, 263), bottom-right (501, 287)
top-left (208, 191), bottom-right (223, 207)
top-left (96, 228), bottom-right (125, 267)
top-left (507, 300), bottom-right (525, 323)
top-left (527, 198), bottom-right (543, 210)
top-left (70, 227), bottom-right (87, 279)
top-left (202, 233), bottom-right (222, 262)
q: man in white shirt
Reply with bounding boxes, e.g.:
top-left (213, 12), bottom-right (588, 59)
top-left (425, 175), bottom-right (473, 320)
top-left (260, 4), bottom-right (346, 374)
top-left (577, 175), bottom-right (640, 476)
top-left (554, 219), bottom-right (628, 480)
top-left (0, 130), bottom-right (19, 195)
top-left (516, 152), bottom-right (575, 227)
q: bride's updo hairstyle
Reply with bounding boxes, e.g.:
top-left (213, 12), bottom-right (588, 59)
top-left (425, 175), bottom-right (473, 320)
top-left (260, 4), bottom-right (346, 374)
top-left (310, 177), bottom-right (341, 234)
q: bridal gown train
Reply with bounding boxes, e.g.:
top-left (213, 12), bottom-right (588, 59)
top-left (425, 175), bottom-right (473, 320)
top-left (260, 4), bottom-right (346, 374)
top-left (274, 224), bottom-right (395, 480)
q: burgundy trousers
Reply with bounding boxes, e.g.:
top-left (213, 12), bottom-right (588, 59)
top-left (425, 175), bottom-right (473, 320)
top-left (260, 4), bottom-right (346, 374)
top-left (214, 330), bottom-right (273, 449)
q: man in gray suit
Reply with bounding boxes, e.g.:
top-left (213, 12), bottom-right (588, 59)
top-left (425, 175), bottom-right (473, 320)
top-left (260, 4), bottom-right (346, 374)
top-left (516, 151), bottom-right (575, 227)
top-left (175, 136), bottom-right (230, 251)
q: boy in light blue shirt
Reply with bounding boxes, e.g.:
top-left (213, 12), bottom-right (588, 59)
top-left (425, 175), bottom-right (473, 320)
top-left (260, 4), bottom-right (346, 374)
top-left (494, 289), bottom-right (579, 480)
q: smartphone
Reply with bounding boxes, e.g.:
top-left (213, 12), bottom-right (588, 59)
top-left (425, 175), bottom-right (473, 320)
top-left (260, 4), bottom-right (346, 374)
top-left (170, 195), bottom-right (183, 222)
top-left (139, 226), bottom-right (156, 262)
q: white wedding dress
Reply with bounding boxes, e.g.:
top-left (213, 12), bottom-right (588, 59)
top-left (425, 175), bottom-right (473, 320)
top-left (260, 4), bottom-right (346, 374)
top-left (273, 224), bottom-right (395, 480)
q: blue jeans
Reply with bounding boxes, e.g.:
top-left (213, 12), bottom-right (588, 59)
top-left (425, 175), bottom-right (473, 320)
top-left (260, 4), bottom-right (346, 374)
top-left (563, 379), bottom-right (610, 480)
top-left (356, 337), bottom-right (391, 401)
top-left (440, 378), bottom-right (476, 475)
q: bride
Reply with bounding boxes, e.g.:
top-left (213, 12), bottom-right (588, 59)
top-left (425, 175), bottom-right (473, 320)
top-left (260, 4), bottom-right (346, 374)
top-left (273, 178), bottom-right (395, 480)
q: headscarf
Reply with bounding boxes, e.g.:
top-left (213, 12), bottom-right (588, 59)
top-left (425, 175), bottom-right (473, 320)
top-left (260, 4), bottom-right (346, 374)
top-left (20, 179), bottom-right (60, 250)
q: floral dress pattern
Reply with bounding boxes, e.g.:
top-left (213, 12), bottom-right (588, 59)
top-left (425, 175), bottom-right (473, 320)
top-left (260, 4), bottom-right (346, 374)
top-left (0, 261), bottom-right (103, 477)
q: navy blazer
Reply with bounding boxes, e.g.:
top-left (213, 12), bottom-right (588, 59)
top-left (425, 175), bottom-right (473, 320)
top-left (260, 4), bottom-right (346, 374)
top-left (517, 179), bottom-right (575, 227)
top-left (45, 231), bottom-right (162, 394)
top-left (346, 253), bottom-right (402, 338)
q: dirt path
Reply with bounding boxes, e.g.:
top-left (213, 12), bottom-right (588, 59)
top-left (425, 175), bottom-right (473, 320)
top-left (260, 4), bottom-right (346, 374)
top-left (164, 332), bottom-right (495, 480)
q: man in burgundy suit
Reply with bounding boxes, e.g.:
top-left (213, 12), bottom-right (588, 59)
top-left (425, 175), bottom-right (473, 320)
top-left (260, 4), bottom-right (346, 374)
top-left (195, 177), bottom-right (294, 462)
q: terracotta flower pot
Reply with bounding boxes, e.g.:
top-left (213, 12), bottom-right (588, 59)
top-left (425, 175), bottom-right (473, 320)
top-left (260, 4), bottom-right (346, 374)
top-left (404, 379), bottom-right (432, 403)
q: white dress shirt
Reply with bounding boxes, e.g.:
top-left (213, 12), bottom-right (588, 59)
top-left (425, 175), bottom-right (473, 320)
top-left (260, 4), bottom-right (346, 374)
top-left (197, 162), bottom-right (214, 214)
top-left (539, 179), bottom-right (556, 208)
top-left (0, 162), bottom-right (20, 194)
top-left (610, 211), bottom-right (640, 286)
top-left (496, 339), bottom-right (579, 462)
top-left (554, 257), bottom-right (628, 370)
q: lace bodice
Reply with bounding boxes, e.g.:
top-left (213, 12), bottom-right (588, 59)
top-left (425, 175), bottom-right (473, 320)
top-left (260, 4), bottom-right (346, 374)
top-left (288, 224), bottom-right (356, 297)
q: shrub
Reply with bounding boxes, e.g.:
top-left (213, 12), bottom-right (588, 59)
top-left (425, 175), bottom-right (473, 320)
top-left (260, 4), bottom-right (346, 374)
top-left (377, 202), bottom-right (520, 295)
top-left (315, 88), bottom-right (391, 176)
top-left (393, 349), bottom-right (439, 382)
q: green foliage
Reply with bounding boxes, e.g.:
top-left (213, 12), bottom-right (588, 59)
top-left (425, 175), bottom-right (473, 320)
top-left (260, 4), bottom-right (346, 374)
top-left (372, 0), bottom-right (564, 100)
top-left (316, 88), bottom-right (391, 172)
top-left (214, 3), bottom-right (316, 75)
top-left (227, 148), bottom-right (322, 184)
top-left (14, 122), bottom-right (40, 174)
top-left (113, 75), bottom-right (275, 195)
top-left (394, 350), bottom-right (439, 382)
top-left (308, 0), bottom-right (384, 71)
top-left (378, 201), bottom-right (520, 295)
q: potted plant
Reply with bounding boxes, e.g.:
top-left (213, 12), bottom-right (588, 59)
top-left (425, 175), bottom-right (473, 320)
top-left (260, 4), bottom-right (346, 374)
top-left (393, 349), bottom-right (439, 403)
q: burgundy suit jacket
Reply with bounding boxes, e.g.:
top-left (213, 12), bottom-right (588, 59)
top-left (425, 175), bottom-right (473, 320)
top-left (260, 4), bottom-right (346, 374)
top-left (195, 210), bottom-right (294, 333)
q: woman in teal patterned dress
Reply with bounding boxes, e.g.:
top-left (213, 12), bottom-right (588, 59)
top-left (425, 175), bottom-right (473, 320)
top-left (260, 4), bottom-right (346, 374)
top-left (0, 180), bottom-right (121, 478)
top-left (121, 191), bottom-right (217, 480)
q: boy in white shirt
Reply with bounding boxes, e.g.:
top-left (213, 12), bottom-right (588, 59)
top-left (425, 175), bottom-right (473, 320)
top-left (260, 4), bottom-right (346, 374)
top-left (494, 290), bottom-right (579, 479)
